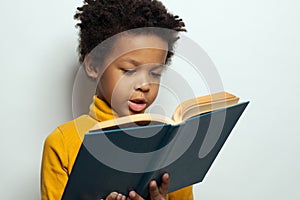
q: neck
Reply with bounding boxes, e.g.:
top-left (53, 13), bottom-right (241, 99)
top-left (89, 96), bottom-right (115, 122)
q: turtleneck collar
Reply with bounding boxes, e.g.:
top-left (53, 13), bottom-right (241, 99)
top-left (89, 96), bottom-right (115, 122)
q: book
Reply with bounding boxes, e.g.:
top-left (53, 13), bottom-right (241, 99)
top-left (90, 92), bottom-right (240, 131)
top-left (62, 92), bottom-right (249, 200)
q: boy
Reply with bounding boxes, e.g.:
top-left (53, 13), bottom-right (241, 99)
top-left (41, 0), bottom-right (193, 199)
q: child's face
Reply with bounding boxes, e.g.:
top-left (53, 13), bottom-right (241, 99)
top-left (88, 34), bottom-right (168, 117)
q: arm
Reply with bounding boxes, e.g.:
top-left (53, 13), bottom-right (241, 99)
top-left (40, 128), bottom-right (69, 200)
top-left (41, 128), bottom-right (127, 200)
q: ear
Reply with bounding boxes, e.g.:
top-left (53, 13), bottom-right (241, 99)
top-left (84, 55), bottom-right (99, 79)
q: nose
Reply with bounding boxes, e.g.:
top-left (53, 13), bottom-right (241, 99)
top-left (135, 82), bottom-right (150, 92)
top-left (134, 73), bottom-right (150, 92)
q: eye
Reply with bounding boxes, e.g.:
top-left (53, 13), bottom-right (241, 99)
top-left (122, 68), bottom-right (136, 75)
top-left (150, 64), bottom-right (165, 78)
top-left (150, 71), bottom-right (162, 78)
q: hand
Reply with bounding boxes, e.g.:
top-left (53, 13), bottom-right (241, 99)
top-left (128, 173), bottom-right (170, 200)
top-left (102, 191), bottom-right (127, 200)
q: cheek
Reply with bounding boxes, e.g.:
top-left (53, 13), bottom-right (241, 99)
top-left (148, 84), bottom-right (160, 102)
top-left (102, 75), bottom-right (127, 97)
top-left (111, 78), bottom-right (134, 98)
top-left (110, 79), bottom-right (133, 104)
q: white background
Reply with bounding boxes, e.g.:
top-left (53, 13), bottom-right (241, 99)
top-left (0, 0), bottom-right (299, 199)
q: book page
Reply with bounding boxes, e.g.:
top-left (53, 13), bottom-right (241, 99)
top-left (172, 92), bottom-right (239, 122)
top-left (90, 113), bottom-right (175, 132)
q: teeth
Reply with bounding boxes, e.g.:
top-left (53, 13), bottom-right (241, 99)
top-left (131, 99), bottom-right (144, 104)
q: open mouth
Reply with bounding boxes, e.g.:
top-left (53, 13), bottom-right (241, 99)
top-left (128, 98), bottom-right (147, 113)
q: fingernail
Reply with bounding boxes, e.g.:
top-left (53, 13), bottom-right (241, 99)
top-left (111, 192), bottom-right (118, 198)
top-left (129, 191), bottom-right (136, 198)
top-left (165, 173), bottom-right (169, 179)
top-left (150, 180), bottom-right (157, 188)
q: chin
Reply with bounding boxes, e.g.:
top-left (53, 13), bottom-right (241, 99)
top-left (129, 109), bottom-right (145, 116)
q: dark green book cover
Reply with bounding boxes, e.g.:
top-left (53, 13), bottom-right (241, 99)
top-left (62, 102), bottom-right (249, 200)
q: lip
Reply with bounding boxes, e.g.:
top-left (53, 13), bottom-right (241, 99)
top-left (128, 97), bottom-right (147, 113)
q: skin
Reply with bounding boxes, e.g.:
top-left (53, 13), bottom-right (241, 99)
top-left (86, 34), bottom-right (168, 117)
top-left (85, 34), bottom-right (170, 199)
top-left (129, 173), bottom-right (170, 200)
top-left (102, 173), bottom-right (169, 200)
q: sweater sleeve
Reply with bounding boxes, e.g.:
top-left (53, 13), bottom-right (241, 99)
top-left (40, 128), bottom-right (69, 200)
top-left (167, 186), bottom-right (194, 200)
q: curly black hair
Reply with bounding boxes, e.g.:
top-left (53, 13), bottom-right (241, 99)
top-left (74, 0), bottom-right (186, 65)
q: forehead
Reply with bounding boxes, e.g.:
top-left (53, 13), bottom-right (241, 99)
top-left (114, 34), bottom-right (168, 51)
top-left (104, 34), bottom-right (168, 65)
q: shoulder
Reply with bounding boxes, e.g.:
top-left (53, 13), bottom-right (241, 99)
top-left (41, 115), bottom-right (98, 175)
top-left (44, 115), bottom-right (98, 149)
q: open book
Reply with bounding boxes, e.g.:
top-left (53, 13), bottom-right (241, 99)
top-left (62, 91), bottom-right (248, 200)
top-left (90, 91), bottom-right (240, 131)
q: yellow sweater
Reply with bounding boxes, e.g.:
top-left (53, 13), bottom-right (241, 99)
top-left (41, 96), bottom-right (193, 200)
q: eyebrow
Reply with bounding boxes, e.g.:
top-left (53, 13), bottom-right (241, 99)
top-left (119, 58), bottom-right (141, 66)
top-left (119, 58), bottom-right (165, 69)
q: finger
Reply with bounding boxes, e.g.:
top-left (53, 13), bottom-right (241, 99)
top-left (106, 192), bottom-right (118, 200)
top-left (149, 180), bottom-right (161, 200)
top-left (159, 173), bottom-right (170, 195)
top-left (128, 190), bottom-right (144, 200)
top-left (116, 194), bottom-right (123, 200)
top-left (121, 194), bottom-right (127, 200)
top-left (116, 193), bottom-right (121, 200)
top-left (116, 193), bottom-right (127, 200)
